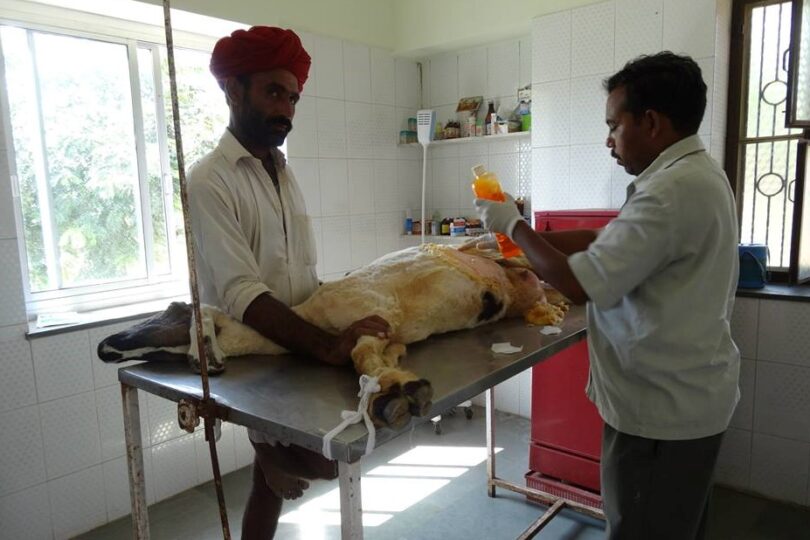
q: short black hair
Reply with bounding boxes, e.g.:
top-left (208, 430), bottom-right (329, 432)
top-left (604, 51), bottom-right (707, 135)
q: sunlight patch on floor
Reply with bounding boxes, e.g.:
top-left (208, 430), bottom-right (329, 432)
top-left (366, 464), bottom-right (467, 478)
top-left (388, 445), bottom-right (502, 467)
top-left (279, 445), bottom-right (503, 530)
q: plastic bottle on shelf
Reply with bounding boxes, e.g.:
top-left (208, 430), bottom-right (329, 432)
top-left (404, 209), bottom-right (413, 235)
top-left (470, 164), bottom-right (523, 258)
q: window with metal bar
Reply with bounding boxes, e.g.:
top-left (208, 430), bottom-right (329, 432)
top-left (729, 1), bottom-right (804, 276)
top-left (0, 23), bottom-right (230, 313)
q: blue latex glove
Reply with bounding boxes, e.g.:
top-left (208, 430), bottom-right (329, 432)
top-left (473, 192), bottom-right (522, 239)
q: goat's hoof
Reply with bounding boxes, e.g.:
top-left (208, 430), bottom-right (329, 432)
top-left (372, 392), bottom-right (412, 430)
top-left (203, 338), bottom-right (226, 374)
top-left (187, 355), bottom-right (202, 374)
top-left (403, 379), bottom-right (434, 417)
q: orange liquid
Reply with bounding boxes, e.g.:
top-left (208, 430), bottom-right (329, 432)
top-left (472, 175), bottom-right (523, 258)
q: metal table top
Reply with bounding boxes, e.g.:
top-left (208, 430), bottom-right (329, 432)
top-left (119, 305), bottom-right (586, 462)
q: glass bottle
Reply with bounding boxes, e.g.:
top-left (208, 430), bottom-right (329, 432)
top-left (484, 101), bottom-right (496, 136)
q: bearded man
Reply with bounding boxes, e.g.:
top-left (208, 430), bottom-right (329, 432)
top-left (188, 26), bottom-right (390, 538)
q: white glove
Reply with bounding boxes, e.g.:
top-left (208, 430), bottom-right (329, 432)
top-left (473, 193), bottom-right (523, 239)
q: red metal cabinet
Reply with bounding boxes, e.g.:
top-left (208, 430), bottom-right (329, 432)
top-left (525, 210), bottom-right (618, 507)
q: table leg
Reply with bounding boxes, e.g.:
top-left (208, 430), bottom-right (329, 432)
top-left (339, 460), bottom-right (363, 539)
top-left (121, 383), bottom-right (150, 539)
top-left (486, 387), bottom-right (496, 497)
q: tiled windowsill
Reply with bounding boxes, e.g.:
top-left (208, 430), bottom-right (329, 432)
top-left (736, 283), bottom-right (810, 303)
top-left (26, 296), bottom-right (188, 339)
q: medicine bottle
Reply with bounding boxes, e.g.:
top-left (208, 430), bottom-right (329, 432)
top-left (470, 164), bottom-right (523, 258)
top-left (484, 102), bottom-right (496, 136)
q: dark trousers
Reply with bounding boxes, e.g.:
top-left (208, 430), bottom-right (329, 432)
top-left (601, 423), bottom-right (724, 540)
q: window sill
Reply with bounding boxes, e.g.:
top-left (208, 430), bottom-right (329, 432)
top-left (24, 282), bottom-right (807, 339)
top-left (26, 295), bottom-right (188, 339)
top-left (736, 283), bottom-right (810, 303)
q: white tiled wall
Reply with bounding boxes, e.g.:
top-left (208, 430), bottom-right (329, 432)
top-left (423, 37), bottom-right (533, 223)
top-left (0, 315), bottom-right (254, 539)
top-left (711, 297), bottom-right (810, 507)
top-left (531, 0), bottom-right (730, 212)
top-left (288, 33), bottom-right (424, 283)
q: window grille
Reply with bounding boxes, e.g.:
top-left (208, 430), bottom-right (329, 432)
top-left (736, 1), bottom-right (804, 270)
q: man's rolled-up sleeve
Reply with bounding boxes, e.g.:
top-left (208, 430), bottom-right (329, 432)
top-left (568, 189), bottom-right (675, 309)
top-left (188, 175), bottom-right (272, 321)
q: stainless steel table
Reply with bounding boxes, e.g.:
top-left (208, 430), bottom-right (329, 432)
top-left (118, 305), bottom-right (596, 539)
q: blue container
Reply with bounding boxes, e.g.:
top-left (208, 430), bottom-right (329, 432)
top-left (738, 244), bottom-right (768, 289)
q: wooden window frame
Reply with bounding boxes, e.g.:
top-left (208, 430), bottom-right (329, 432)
top-left (725, 0), bottom-right (810, 284)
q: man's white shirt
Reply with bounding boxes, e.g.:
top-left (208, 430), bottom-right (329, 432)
top-left (187, 129), bottom-right (319, 322)
top-left (569, 135), bottom-right (741, 440)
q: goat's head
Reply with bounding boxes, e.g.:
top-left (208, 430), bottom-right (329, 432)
top-left (97, 301), bottom-right (193, 363)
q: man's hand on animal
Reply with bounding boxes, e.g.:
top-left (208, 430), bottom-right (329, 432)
top-left (474, 192), bottom-right (523, 239)
top-left (321, 315), bottom-right (391, 366)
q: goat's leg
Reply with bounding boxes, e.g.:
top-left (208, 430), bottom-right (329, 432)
top-left (381, 343), bottom-right (406, 367)
top-left (188, 308), bottom-right (226, 374)
top-left (351, 336), bottom-right (413, 429)
top-left (351, 337), bottom-right (433, 427)
top-left (378, 342), bottom-right (432, 416)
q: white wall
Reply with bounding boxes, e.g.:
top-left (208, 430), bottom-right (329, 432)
top-left (721, 298), bottom-right (810, 508)
top-left (392, 0), bottom-right (599, 57)
top-left (137, 0), bottom-right (397, 51)
top-left (422, 38), bottom-right (533, 229)
top-left (285, 32), bottom-right (423, 281)
top-left (530, 0), bottom-right (731, 211)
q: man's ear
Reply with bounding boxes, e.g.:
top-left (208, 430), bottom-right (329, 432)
top-left (224, 77), bottom-right (243, 106)
top-left (644, 109), bottom-right (667, 138)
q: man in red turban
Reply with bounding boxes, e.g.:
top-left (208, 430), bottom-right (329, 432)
top-left (187, 26), bottom-right (391, 539)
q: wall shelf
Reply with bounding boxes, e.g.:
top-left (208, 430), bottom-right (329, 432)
top-left (398, 130), bottom-right (530, 147)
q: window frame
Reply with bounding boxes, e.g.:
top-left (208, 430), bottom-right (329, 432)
top-left (786, 0), bottom-right (810, 126)
top-left (725, 0), bottom-right (809, 284)
top-left (0, 5), bottom-right (229, 315)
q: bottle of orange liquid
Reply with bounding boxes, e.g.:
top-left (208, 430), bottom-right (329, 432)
top-left (471, 164), bottom-right (523, 258)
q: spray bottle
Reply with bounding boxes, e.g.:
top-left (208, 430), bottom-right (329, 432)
top-left (471, 164), bottom-right (523, 258)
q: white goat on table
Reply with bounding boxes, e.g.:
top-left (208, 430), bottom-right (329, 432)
top-left (97, 242), bottom-right (567, 428)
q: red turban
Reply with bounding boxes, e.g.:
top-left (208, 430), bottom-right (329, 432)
top-left (210, 26), bottom-right (311, 92)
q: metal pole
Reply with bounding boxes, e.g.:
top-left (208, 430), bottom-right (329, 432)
top-left (516, 499), bottom-right (565, 540)
top-left (161, 2), bottom-right (230, 537)
top-left (339, 461), bottom-right (364, 539)
top-left (122, 383), bottom-right (149, 539)
top-left (486, 387), bottom-right (496, 498)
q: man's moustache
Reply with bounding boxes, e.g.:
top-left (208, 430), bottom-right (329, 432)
top-left (268, 117), bottom-right (292, 131)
